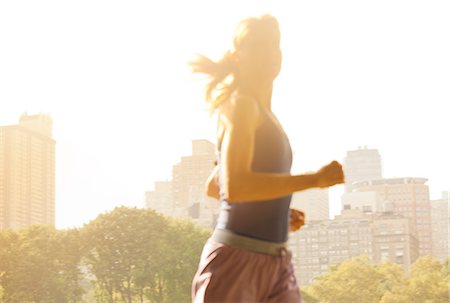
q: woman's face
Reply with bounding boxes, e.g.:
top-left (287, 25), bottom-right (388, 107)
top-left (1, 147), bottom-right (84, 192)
top-left (235, 28), bottom-right (282, 84)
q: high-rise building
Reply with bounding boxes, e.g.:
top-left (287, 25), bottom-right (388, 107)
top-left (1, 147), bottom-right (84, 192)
top-left (353, 177), bottom-right (432, 256)
top-left (291, 188), bottom-right (329, 221)
top-left (171, 140), bottom-right (218, 228)
top-left (371, 212), bottom-right (419, 270)
top-left (343, 146), bottom-right (382, 193)
top-left (172, 140), bottom-right (215, 209)
top-left (291, 209), bottom-right (419, 286)
top-left (430, 191), bottom-right (450, 261)
top-left (144, 140), bottom-right (219, 228)
top-left (292, 210), bottom-right (374, 286)
top-left (145, 181), bottom-right (172, 216)
top-left (341, 191), bottom-right (382, 213)
top-left (0, 113), bottom-right (55, 230)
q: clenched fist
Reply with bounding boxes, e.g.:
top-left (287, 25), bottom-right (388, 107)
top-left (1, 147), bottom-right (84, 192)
top-left (316, 161), bottom-right (345, 188)
top-left (289, 208), bottom-right (305, 232)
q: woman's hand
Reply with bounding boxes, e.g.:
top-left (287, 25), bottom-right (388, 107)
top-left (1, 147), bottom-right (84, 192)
top-left (289, 208), bottom-right (305, 232)
top-left (316, 161), bottom-right (345, 188)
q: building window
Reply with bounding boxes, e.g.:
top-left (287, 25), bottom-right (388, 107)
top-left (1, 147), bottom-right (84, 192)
top-left (363, 205), bottom-right (372, 212)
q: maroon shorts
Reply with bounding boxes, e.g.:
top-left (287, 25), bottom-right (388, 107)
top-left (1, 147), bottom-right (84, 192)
top-left (192, 239), bottom-right (302, 303)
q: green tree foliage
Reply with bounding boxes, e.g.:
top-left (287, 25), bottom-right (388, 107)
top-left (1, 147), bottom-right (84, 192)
top-left (82, 207), bottom-right (210, 303)
top-left (375, 261), bottom-right (408, 303)
top-left (2, 210), bottom-right (449, 303)
top-left (0, 226), bottom-right (84, 303)
top-left (82, 207), bottom-right (167, 303)
top-left (443, 258), bottom-right (450, 280)
top-left (158, 218), bottom-right (210, 303)
top-left (57, 228), bottom-right (86, 303)
top-left (406, 256), bottom-right (449, 303)
top-left (0, 207), bottom-right (210, 303)
top-left (306, 256), bottom-right (384, 303)
top-left (300, 289), bottom-right (319, 303)
top-left (302, 256), bottom-right (449, 303)
top-left (0, 230), bottom-right (19, 302)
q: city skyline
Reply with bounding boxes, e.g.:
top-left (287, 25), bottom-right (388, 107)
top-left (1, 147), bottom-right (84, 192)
top-left (1, 110), bottom-right (447, 229)
top-left (0, 0), bottom-right (448, 228)
top-left (145, 139), bottom-right (447, 287)
top-left (1, 119), bottom-right (447, 286)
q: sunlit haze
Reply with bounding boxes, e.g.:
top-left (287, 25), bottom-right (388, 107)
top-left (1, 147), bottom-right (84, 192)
top-left (1, 0), bottom-right (448, 229)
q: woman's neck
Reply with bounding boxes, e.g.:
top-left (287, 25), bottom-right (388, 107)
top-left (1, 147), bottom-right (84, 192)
top-left (237, 82), bottom-right (273, 110)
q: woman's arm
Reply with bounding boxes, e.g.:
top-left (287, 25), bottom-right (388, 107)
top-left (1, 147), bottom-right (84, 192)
top-left (220, 96), bottom-right (344, 203)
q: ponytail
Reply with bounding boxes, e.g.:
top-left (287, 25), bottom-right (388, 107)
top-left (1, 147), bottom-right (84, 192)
top-left (190, 51), bottom-right (237, 113)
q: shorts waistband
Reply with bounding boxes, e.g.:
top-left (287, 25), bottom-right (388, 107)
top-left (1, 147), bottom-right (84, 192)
top-left (211, 229), bottom-right (289, 256)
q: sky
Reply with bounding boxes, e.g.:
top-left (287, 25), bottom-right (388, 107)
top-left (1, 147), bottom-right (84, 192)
top-left (0, 0), bottom-right (448, 229)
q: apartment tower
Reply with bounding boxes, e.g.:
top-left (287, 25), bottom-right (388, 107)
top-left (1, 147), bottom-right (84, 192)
top-left (430, 191), bottom-right (450, 261)
top-left (353, 178), bottom-right (432, 256)
top-left (0, 113), bottom-right (55, 229)
top-left (343, 146), bottom-right (382, 193)
top-left (291, 188), bottom-right (329, 222)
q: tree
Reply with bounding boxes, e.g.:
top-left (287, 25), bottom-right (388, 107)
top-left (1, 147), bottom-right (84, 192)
top-left (0, 230), bottom-right (19, 303)
top-left (306, 256), bottom-right (384, 303)
top-left (406, 256), bottom-right (449, 303)
top-left (83, 207), bottom-right (163, 303)
top-left (82, 206), bottom-right (209, 303)
top-left (380, 256), bottom-right (449, 303)
top-left (0, 225), bottom-right (85, 303)
top-left (304, 255), bottom-right (449, 303)
top-left (373, 261), bottom-right (408, 303)
top-left (300, 288), bottom-right (319, 303)
top-left (56, 228), bottom-right (86, 303)
top-left (1, 207), bottom-right (211, 303)
top-left (157, 218), bottom-right (209, 303)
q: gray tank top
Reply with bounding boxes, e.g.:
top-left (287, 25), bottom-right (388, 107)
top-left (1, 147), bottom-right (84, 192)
top-left (216, 98), bottom-right (293, 243)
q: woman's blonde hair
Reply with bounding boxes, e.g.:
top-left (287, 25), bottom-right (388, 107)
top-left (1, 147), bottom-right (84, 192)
top-left (190, 14), bottom-right (280, 113)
